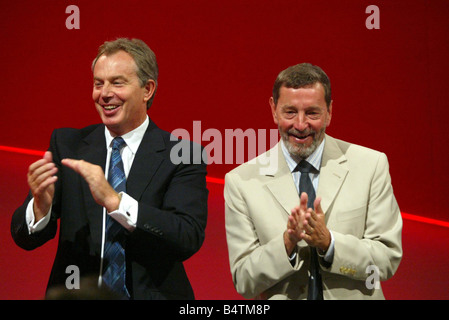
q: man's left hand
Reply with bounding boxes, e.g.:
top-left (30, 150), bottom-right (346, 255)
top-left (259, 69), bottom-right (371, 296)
top-left (290, 196), bottom-right (331, 252)
top-left (301, 197), bottom-right (331, 252)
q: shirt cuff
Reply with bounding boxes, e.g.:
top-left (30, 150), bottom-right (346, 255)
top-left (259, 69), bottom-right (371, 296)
top-left (26, 198), bottom-right (52, 234)
top-left (107, 192), bottom-right (138, 231)
top-left (317, 230), bottom-right (335, 263)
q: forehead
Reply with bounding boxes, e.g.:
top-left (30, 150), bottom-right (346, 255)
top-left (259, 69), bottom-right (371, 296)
top-left (93, 50), bottom-right (138, 77)
top-left (278, 83), bottom-right (326, 106)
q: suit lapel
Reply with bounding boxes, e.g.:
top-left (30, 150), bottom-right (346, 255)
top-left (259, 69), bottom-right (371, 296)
top-left (126, 120), bottom-right (166, 201)
top-left (75, 121), bottom-right (166, 249)
top-left (265, 143), bottom-right (300, 216)
top-left (77, 124), bottom-right (107, 248)
top-left (264, 136), bottom-right (349, 217)
top-left (317, 135), bottom-right (348, 215)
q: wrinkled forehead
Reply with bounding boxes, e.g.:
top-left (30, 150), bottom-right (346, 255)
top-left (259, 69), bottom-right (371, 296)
top-left (93, 51), bottom-right (138, 77)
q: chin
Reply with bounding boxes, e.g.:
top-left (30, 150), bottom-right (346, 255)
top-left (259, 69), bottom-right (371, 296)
top-left (283, 138), bottom-right (316, 159)
top-left (291, 146), bottom-right (315, 159)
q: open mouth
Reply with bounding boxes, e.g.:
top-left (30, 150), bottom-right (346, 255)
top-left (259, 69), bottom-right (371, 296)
top-left (291, 133), bottom-right (311, 140)
top-left (289, 130), bottom-right (314, 141)
top-left (103, 105), bottom-right (121, 111)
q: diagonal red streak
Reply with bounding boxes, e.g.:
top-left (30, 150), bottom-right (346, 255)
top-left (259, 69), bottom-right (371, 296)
top-left (0, 145), bottom-right (46, 156)
top-left (1, 145), bottom-right (448, 229)
top-left (401, 212), bottom-right (449, 228)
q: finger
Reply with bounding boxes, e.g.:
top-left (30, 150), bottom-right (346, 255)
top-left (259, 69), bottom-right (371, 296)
top-left (30, 161), bottom-right (56, 177)
top-left (293, 206), bottom-right (304, 223)
top-left (305, 209), bottom-right (317, 228)
top-left (28, 162), bottom-right (57, 186)
top-left (291, 206), bottom-right (299, 216)
top-left (304, 222), bottom-right (314, 235)
top-left (307, 198), bottom-right (323, 226)
top-left (34, 175), bottom-right (58, 194)
top-left (30, 165), bottom-right (58, 187)
top-left (29, 151), bottom-right (54, 173)
top-left (290, 206), bottom-right (302, 225)
top-left (287, 228), bottom-right (302, 243)
top-left (299, 192), bottom-right (308, 212)
top-left (302, 213), bottom-right (311, 230)
top-left (43, 151), bottom-right (53, 163)
top-left (314, 197), bottom-right (323, 215)
top-left (301, 233), bottom-right (313, 244)
top-left (298, 228), bottom-right (311, 242)
top-left (61, 158), bottom-right (82, 174)
top-left (28, 158), bottom-right (50, 175)
top-left (301, 217), bottom-right (314, 233)
top-left (62, 159), bottom-right (108, 198)
top-left (287, 215), bottom-right (297, 229)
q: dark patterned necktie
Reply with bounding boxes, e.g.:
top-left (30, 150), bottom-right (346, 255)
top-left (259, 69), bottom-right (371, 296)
top-left (295, 160), bottom-right (323, 300)
top-left (103, 137), bottom-right (130, 298)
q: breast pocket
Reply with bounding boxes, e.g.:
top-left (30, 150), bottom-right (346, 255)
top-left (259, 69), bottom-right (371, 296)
top-left (334, 206), bottom-right (367, 238)
top-left (336, 206), bottom-right (366, 222)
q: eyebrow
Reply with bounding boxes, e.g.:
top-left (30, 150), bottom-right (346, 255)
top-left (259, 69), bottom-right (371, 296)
top-left (306, 106), bottom-right (323, 111)
top-left (280, 105), bottom-right (322, 111)
top-left (93, 75), bottom-right (128, 82)
top-left (280, 104), bottom-right (296, 110)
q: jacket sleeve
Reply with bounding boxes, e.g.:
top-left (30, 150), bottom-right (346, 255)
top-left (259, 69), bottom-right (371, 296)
top-left (11, 130), bottom-right (62, 250)
top-left (129, 140), bottom-right (209, 262)
top-left (322, 152), bottom-right (403, 281)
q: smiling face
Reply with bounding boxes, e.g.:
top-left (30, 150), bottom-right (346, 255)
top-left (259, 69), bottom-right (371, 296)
top-left (270, 83), bottom-right (332, 159)
top-left (92, 50), bottom-right (155, 136)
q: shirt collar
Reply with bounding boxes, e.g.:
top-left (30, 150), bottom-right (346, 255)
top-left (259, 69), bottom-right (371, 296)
top-left (280, 137), bottom-right (325, 173)
top-left (104, 116), bottom-right (149, 154)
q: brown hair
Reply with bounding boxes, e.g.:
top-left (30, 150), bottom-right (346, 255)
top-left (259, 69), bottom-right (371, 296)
top-left (92, 38), bottom-right (159, 109)
top-left (272, 63), bottom-right (331, 108)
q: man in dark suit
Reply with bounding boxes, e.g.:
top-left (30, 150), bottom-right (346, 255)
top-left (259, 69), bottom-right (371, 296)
top-left (11, 38), bottom-right (208, 299)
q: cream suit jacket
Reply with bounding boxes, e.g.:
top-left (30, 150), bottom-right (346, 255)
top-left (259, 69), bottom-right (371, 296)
top-left (224, 134), bottom-right (402, 300)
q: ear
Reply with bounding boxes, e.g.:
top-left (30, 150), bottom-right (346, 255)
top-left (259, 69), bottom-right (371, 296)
top-left (143, 79), bottom-right (156, 103)
top-left (326, 100), bottom-right (333, 127)
top-left (269, 97), bottom-right (279, 125)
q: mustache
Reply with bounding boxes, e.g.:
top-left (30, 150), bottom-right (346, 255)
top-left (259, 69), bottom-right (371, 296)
top-left (287, 128), bottom-right (316, 137)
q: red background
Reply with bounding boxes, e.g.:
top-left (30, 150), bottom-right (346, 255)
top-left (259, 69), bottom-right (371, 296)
top-left (1, 0), bottom-right (448, 300)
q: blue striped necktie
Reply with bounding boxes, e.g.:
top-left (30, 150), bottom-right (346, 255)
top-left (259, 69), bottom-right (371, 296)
top-left (103, 137), bottom-right (130, 298)
top-left (295, 160), bottom-right (323, 300)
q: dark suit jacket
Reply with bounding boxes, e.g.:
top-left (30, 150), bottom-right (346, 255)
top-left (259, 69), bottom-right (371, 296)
top-left (11, 120), bottom-right (208, 299)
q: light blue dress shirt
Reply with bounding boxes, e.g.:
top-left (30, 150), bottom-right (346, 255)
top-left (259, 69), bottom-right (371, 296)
top-left (280, 138), bottom-right (335, 263)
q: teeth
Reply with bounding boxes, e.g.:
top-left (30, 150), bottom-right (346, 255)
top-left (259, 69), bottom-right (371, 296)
top-left (104, 105), bottom-right (119, 110)
top-left (293, 134), bottom-right (308, 139)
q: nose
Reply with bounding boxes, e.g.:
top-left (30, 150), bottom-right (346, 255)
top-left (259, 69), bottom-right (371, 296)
top-left (294, 112), bottom-right (309, 132)
top-left (100, 83), bottom-right (114, 101)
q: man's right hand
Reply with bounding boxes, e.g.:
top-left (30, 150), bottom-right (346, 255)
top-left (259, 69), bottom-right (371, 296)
top-left (27, 151), bottom-right (58, 222)
top-left (284, 192), bottom-right (309, 256)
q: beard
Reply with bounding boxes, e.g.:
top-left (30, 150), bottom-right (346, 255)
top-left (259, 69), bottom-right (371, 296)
top-left (280, 125), bottom-right (326, 160)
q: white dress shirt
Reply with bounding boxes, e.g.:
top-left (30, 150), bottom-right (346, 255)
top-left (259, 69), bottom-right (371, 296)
top-left (25, 116), bottom-right (149, 234)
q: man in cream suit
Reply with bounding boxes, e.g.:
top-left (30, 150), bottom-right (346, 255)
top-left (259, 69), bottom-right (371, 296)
top-left (224, 63), bottom-right (402, 300)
